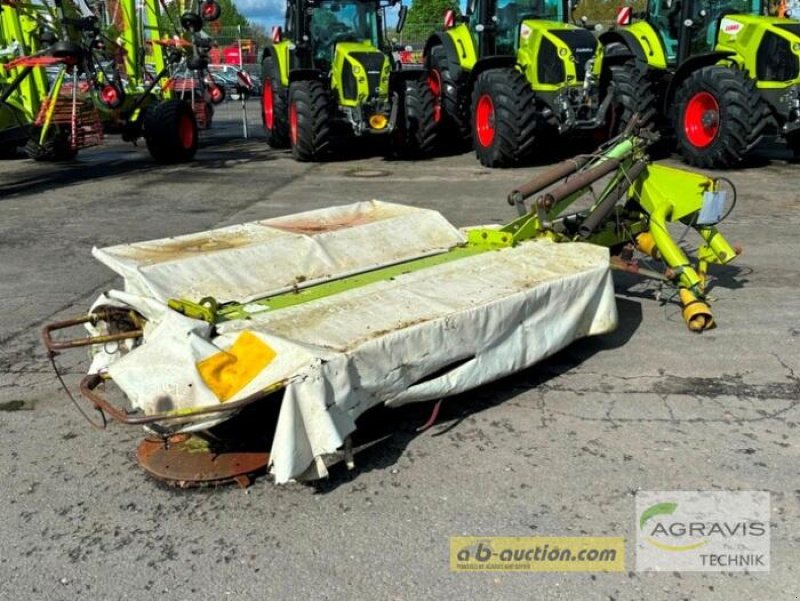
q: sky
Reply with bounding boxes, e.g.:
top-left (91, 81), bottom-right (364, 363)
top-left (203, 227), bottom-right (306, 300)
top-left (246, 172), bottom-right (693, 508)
top-left (233, 0), bottom-right (468, 31)
top-left (233, 0), bottom-right (284, 28)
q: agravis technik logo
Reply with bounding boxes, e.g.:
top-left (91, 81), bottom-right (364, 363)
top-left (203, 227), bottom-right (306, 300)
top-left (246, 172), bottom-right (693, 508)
top-left (636, 491), bottom-right (770, 572)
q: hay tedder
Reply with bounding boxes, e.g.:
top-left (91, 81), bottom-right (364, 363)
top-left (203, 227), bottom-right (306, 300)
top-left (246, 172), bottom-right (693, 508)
top-left (43, 124), bottom-right (741, 488)
top-left (0, 0), bottom-right (226, 161)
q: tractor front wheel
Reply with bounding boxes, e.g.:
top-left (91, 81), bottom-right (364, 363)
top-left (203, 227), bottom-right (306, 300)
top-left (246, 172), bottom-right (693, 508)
top-left (395, 79), bottom-right (437, 158)
top-left (607, 61), bottom-right (657, 137)
top-left (288, 80), bottom-right (335, 162)
top-left (471, 68), bottom-right (539, 168)
top-left (261, 57), bottom-right (289, 148)
top-left (143, 99), bottom-right (198, 164)
top-left (674, 66), bottom-right (767, 168)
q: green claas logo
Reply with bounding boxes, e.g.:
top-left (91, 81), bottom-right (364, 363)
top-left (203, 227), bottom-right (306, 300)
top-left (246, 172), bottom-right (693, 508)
top-left (640, 502), bottom-right (766, 552)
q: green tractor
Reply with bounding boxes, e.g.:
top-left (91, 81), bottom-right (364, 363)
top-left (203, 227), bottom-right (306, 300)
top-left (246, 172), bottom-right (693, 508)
top-left (601, 0), bottom-right (800, 167)
top-left (260, 0), bottom-right (437, 161)
top-left (423, 0), bottom-right (616, 167)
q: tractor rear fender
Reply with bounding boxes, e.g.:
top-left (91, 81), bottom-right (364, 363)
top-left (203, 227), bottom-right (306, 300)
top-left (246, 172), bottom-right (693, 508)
top-left (423, 26), bottom-right (477, 80)
top-left (603, 22), bottom-right (669, 69)
top-left (599, 30), bottom-right (643, 65)
top-left (261, 42), bottom-right (292, 86)
top-left (665, 51), bottom-right (736, 112)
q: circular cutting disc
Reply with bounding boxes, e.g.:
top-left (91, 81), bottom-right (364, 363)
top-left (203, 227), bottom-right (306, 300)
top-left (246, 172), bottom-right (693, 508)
top-left (136, 434), bottom-right (270, 488)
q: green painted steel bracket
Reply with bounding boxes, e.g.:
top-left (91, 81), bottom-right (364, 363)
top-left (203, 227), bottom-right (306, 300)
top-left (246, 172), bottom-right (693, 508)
top-left (165, 132), bottom-right (740, 330)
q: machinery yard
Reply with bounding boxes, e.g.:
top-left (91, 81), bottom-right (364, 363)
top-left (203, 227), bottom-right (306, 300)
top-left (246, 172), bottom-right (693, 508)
top-left (1, 113), bottom-right (799, 599)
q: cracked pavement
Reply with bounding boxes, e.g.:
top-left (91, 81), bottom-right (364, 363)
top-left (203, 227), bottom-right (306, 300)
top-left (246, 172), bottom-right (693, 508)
top-left (1, 110), bottom-right (799, 600)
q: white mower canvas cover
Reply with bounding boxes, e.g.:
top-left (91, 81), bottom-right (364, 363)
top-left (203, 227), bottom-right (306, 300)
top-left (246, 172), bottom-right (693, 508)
top-left (87, 201), bottom-right (617, 483)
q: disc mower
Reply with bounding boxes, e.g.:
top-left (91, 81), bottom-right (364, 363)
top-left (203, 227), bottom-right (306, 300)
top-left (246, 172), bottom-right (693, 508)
top-left (602, 0), bottom-right (800, 167)
top-left (43, 122), bottom-right (741, 488)
top-left (423, 0), bottom-right (618, 167)
top-left (260, 0), bottom-right (437, 161)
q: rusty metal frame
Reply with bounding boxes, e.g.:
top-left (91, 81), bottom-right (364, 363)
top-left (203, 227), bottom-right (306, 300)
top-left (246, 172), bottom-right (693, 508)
top-left (79, 374), bottom-right (283, 426)
top-left (42, 308), bottom-right (143, 352)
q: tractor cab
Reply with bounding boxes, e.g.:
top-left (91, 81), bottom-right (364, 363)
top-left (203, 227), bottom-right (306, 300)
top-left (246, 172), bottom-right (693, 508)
top-left (467, 0), bottom-right (567, 56)
top-left (308, 0), bottom-right (382, 69)
top-left (645, 0), bottom-right (764, 64)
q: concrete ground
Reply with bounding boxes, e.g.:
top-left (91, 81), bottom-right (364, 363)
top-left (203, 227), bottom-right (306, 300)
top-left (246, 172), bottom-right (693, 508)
top-left (1, 105), bottom-right (798, 600)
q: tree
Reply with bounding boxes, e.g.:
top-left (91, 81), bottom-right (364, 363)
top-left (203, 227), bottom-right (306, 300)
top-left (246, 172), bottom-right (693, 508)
top-left (406, 0), bottom-right (460, 29)
top-left (212, 0), bottom-right (249, 29)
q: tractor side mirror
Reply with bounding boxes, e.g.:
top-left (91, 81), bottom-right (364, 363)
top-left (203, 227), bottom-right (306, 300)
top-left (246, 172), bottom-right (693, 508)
top-left (397, 5), bottom-right (408, 33)
top-left (272, 26), bottom-right (282, 43)
top-left (444, 8), bottom-right (456, 29)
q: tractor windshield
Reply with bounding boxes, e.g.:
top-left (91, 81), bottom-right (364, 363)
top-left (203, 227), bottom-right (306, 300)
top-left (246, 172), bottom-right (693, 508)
top-left (649, 0), bottom-right (763, 62)
top-left (494, 0), bottom-right (564, 54)
top-left (310, 1), bottom-right (380, 64)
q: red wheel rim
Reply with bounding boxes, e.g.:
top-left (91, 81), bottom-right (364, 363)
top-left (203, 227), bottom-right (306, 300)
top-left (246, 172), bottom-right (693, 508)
top-left (475, 94), bottom-right (495, 148)
top-left (178, 113), bottom-right (195, 149)
top-left (100, 85), bottom-right (119, 107)
top-left (289, 102), bottom-right (298, 146)
top-left (428, 70), bottom-right (442, 123)
top-left (262, 81), bottom-right (274, 130)
top-left (683, 91), bottom-right (720, 148)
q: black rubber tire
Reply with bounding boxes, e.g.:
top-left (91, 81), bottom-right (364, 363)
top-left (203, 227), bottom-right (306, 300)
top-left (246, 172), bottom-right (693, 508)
top-left (787, 131), bottom-right (800, 158)
top-left (607, 61), bottom-right (658, 137)
top-left (143, 99), bottom-right (198, 163)
top-left (25, 127), bottom-right (77, 161)
top-left (426, 44), bottom-right (471, 147)
top-left (288, 79), bottom-right (335, 162)
top-left (471, 68), bottom-right (539, 168)
top-left (261, 56), bottom-right (289, 148)
top-left (673, 65), bottom-right (768, 168)
top-left (395, 79), bottom-right (437, 158)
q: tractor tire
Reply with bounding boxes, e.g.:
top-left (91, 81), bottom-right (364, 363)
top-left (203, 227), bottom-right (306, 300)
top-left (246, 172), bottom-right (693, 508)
top-left (395, 79), bottom-right (437, 158)
top-left (607, 61), bottom-right (658, 137)
top-left (471, 68), bottom-right (539, 168)
top-left (261, 56), bottom-right (289, 149)
top-left (673, 65), bottom-right (767, 168)
top-left (786, 131), bottom-right (800, 158)
top-left (143, 99), bottom-right (198, 164)
top-left (426, 44), bottom-right (471, 148)
top-left (25, 127), bottom-right (77, 161)
top-left (288, 80), bottom-right (335, 162)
